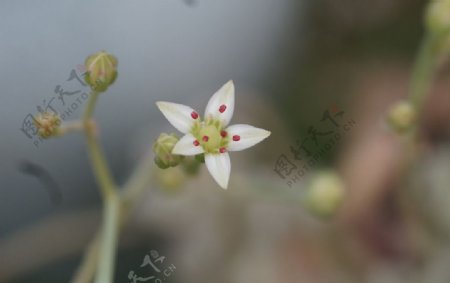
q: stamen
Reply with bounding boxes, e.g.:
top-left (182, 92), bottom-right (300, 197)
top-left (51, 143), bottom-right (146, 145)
top-left (191, 111), bottom-right (199, 119)
top-left (202, 136), bottom-right (209, 142)
top-left (219, 147), bottom-right (227, 153)
top-left (232, 135), bottom-right (240, 141)
top-left (219, 104), bottom-right (227, 113)
top-left (193, 140), bottom-right (200, 146)
top-left (220, 130), bottom-right (227, 137)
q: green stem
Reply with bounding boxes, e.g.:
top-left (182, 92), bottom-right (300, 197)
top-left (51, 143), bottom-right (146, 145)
top-left (70, 151), bottom-right (156, 283)
top-left (408, 33), bottom-right (440, 115)
top-left (71, 234), bottom-right (101, 283)
top-left (83, 91), bottom-right (116, 197)
top-left (94, 194), bottom-right (120, 283)
top-left (82, 90), bottom-right (119, 283)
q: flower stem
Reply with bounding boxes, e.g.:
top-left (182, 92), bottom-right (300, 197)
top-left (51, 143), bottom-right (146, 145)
top-left (94, 194), bottom-right (120, 283)
top-left (70, 151), bottom-right (156, 283)
top-left (71, 233), bottom-right (101, 283)
top-left (408, 33), bottom-right (440, 116)
top-left (82, 90), bottom-right (119, 283)
top-left (83, 91), bottom-right (116, 197)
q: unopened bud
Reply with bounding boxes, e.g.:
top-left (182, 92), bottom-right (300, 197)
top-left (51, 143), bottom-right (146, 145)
top-left (306, 171), bottom-right (345, 218)
top-left (84, 51), bottom-right (118, 92)
top-left (387, 101), bottom-right (416, 133)
top-left (34, 112), bottom-right (61, 139)
top-left (426, 0), bottom-right (450, 35)
top-left (153, 133), bottom-right (184, 169)
top-left (425, 0), bottom-right (450, 33)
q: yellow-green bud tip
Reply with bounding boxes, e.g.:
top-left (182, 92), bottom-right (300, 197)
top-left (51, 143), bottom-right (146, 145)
top-left (84, 50), bottom-right (118, 92)
top-left (153, 133), bottom-right (184, 169)
top-left (387, 101), bottom-right (416, 134)
top-left (426, 0), bottom-right (450, 34)
top-left (34, 112), bottom-right (61, 139)
top-left (306, 171), bottom-right (345, 218)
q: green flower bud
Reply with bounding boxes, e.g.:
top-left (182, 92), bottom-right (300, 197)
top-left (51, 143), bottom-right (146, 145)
top-left (84, 51), bottom-right (118, 92)
top-left (34, 111), bottom-right (61, 139)
top-left (426, 0), bottom-right (450, 35)
top-left (387, 101), bottom-right (416, 133)
top-left (153, 133), bottom-right (184, 169)
top-left (306, 171), bottom-right (345, 218)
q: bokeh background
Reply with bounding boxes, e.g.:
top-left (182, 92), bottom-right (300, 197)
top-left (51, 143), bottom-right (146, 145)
top-left (2, 0), bottom-right (450, 282)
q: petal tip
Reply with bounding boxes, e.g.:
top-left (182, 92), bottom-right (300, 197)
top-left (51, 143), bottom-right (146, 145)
top-left (155, 101), bottom-right (168, 110)
top-left (205, 153), bottom-right (231, 190)
top-left (225, 80), bottom-right (235, 93)
top-left (219, 80), bottom-right (234, 98)
top-left (216, 176), bottom-right (229, 189)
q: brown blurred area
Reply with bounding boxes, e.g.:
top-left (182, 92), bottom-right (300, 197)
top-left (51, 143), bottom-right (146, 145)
top-left (273, 0), bottom-right (450, 281)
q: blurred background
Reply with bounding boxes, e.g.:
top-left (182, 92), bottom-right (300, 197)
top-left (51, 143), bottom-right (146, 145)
top-left (1, 0), bottom-right (450, 282)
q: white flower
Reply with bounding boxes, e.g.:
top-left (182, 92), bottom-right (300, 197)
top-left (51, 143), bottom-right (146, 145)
top-left (156, 80), bottom-right (271, 189)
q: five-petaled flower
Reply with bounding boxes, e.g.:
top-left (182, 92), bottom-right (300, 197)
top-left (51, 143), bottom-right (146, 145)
top-left (156, 80), bottom-right (271, 189)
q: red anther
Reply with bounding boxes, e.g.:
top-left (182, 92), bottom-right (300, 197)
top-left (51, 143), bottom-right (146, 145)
top-left (202, 136), bottom-right (209, 142)
top-left (193, 140), bottom-right (200, 146)
top-left (191, 111), bottom-right (199, 119)
top-left (232, 135), bottom-right (240, 141)
top-left (220, 130), bottom-right (227, 137)
top-left (219, 104), bottom-right (227, 113)
top-left (219, 147), bottom-right (227, 153)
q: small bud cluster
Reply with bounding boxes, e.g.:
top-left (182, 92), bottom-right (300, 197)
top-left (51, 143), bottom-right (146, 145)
top-left (34, 112), bottom-right (61, 139)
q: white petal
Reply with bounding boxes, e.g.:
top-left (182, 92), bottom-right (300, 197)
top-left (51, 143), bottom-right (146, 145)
top-left (204, 80), bottom-right (235, 127)
top-left (172, 134), bottom-right (204, 156)
top-left (156, 101), bottom-right (199, 134)
top-left (205, 153), bottom-right (231, 189)
top-left (226, 124), bottom-right (271, 151)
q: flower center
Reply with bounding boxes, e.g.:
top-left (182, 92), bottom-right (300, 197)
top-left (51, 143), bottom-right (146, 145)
top-left (191, 117), bottom-right (230, 154)
top-left (199, 125), bottom-right (222, 152)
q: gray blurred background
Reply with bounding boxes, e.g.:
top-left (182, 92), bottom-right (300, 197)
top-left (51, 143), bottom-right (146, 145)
top-left (4, 1), bottom-right (450, 283)
top-left (0, 0), bottom-right (300, 233)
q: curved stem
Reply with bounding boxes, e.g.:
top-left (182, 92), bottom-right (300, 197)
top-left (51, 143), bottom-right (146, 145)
top-left (83, 91), bottom-right (116, 198)
top-left (408, 33), bottom-right (440, 117)
top-left (94, 194), bottom-right (120, 283)
top-left (70, 151), bottom-right (156, 283)
top-left (82, 90), bottom-right (119, 283)
top-left (71, 234), bottom-right (101, 283)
